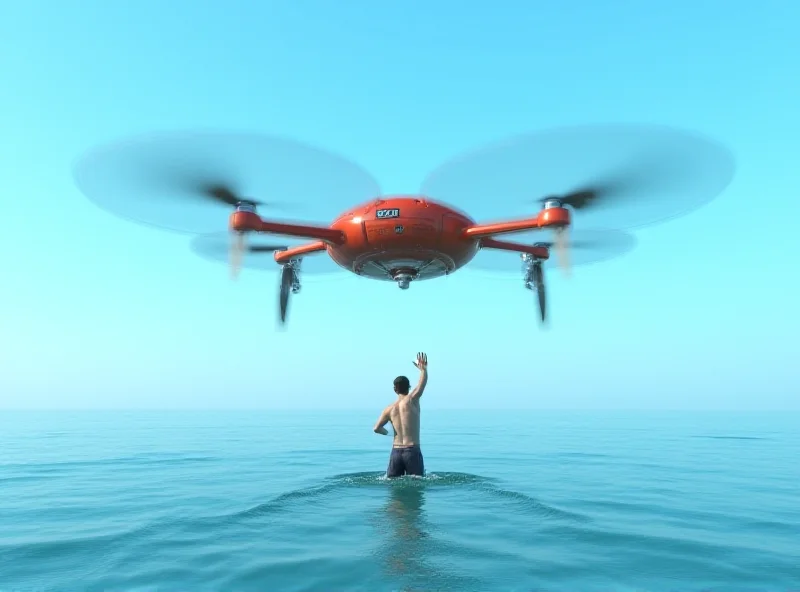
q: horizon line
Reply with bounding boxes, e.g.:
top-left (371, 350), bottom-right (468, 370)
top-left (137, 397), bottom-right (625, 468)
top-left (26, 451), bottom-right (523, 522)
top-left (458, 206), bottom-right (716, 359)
top-left (1, 407), bottom-right (796, 413)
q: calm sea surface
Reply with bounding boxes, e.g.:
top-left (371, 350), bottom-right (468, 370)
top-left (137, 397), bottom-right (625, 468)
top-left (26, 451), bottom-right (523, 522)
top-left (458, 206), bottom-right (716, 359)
top-left (1, 410), bottom-right (798, 592)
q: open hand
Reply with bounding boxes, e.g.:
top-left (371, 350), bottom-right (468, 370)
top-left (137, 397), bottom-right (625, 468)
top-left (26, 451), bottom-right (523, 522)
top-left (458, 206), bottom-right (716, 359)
top-left (413, 352), bottom-right (428, 370)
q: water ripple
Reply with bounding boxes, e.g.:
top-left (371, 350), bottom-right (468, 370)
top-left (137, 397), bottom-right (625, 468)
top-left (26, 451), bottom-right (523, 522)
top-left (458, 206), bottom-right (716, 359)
top-left (215, 471), bottom-right (588, 526)
top-left (0, 453), bottom-right (219, 472)
top-left (2, 411), bottom-right (798, 591)
top-left (693, 435), bottom-right (771, 441)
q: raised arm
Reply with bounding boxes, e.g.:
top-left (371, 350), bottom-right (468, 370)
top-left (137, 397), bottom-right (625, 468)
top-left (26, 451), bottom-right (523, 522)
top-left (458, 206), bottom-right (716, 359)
top-left (409, 352), bottom-right (428, 401)
top-left (373, 406), bottom-right (392, 435)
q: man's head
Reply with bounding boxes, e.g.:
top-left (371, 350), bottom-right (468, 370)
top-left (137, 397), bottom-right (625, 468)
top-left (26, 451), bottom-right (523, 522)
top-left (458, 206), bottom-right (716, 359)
top-left (393, 375), bottom-right (411, 395)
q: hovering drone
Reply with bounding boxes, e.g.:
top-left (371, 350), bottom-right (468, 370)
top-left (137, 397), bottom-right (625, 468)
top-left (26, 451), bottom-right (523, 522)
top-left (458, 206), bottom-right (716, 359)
top-left (226, 189), bottom-right (574, 324)
top-left (73, 124), bottom-right (734, 326)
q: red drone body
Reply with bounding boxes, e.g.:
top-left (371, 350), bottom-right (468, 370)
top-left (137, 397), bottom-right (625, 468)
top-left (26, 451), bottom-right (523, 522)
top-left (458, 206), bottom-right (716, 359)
top-left (230, 195), bottom-right (569, 287)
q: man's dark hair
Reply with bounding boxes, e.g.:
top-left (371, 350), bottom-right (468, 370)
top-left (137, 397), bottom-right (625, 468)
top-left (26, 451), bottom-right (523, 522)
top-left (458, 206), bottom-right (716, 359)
top-left (393, 376), bottom-right (410, 395)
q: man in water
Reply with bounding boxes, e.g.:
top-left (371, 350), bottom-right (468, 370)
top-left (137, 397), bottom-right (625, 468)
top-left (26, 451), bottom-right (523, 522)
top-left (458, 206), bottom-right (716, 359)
top-left (373, 352), bottom-right (428, 478)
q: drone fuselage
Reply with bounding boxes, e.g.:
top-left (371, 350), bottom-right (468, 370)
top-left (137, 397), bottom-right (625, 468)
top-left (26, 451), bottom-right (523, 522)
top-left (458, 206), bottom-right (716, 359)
top-left (230, 194), bottom-right (568, 285)
top-left (324, 196), bottom-right (479, 282)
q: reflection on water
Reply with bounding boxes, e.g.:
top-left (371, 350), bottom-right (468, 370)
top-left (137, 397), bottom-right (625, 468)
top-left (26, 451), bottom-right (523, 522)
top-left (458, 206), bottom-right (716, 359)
top-left (371, 475), bottom-right (486, 590)
top-left (383, 481), bottom-right (427, 577)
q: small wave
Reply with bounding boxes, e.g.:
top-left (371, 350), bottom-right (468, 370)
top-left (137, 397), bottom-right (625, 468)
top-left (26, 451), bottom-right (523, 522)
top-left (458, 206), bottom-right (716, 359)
top-left (694, 435), bottom-right (770, 441)
top-left (284, 448), bottom-right (374, 456)
top-left (0, 519), bottom-right (169, 568)
top-left (0, 475), bottom-right (58, 484)
top-left (554, 451), bottom-right (611, 459)
top-left (0, 454), bottom-right (219, 472)
top-left (233, 471), bottom-right (496, 521)
top-left (223, 471), bottom-right (588, 525)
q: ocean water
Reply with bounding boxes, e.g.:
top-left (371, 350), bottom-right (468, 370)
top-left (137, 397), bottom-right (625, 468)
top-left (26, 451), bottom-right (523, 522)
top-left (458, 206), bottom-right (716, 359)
top-left (1, 410), bottom-right (798, 592)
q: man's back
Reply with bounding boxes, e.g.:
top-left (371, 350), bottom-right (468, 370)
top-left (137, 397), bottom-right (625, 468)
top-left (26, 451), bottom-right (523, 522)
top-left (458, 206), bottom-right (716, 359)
top-left (387, 396), bottom-right (421, 447)
top-left (373, 352), bottom-right (428, 478)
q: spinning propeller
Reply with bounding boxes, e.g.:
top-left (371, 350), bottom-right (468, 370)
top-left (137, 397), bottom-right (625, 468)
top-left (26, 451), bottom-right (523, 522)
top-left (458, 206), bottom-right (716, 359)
top-left (194, 182), bottom-right (288, 278)
top-left (421, 122), bottom-right (735, 230)
top-left (228, 231), bottom-right (289, 279)
top-left (534, 188), bottom-right (607, 275)
top-left (420, 123), bottom-right (735, 322)
top-left (547, 225), bottom-right (571, 276)
top-left (202, 184), bottom-right (265, 208)
top-left (531, 179), bottom-right (644, 275)
top-left (72, 130), bottom-right (382, 234)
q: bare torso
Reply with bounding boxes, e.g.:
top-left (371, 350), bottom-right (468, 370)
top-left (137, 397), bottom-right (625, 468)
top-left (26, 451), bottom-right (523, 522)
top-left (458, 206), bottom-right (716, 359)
top-left (387, 396), bottom-right (421, 447)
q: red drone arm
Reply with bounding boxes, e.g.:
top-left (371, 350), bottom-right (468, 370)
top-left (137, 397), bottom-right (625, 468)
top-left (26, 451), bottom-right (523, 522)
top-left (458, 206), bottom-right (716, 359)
top-left (462, 206), bottom-right (571, 240)
top-left (230, 210), bottom-right (346, 245)
top-left (480, 237), bottom-right (550, 259)
top-left (274, 241), bottom-right (328, 265)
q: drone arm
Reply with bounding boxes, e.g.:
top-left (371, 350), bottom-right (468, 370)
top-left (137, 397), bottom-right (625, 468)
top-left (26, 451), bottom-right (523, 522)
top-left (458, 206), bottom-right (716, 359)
top-left (480, 237), bottom-right (550, 260)
top-left (258, 220), bottom-right (346, 244)
top-left (462, 208), bottom-right (570, 240)
top-left (463, 218), bottom-right (542, 239)
top-left (274, 241), bottom-right (327, 265)
top-left (230, 210), bottom-right (346, 245)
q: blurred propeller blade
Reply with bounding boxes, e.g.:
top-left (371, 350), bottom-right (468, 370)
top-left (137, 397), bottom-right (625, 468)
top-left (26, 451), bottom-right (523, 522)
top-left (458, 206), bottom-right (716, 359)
top-left (249, 245), bottom-right (289, 253)
top-left (229, 232), bottom-right (246, 280)
top-left (540, 188), bottom-right (601, 210)
top-left (204, 184), bottom-right (262, 208)
top-left (553, 226), bottom-right (571, 277)
top-left (227, 233), bottom-right (288, 279)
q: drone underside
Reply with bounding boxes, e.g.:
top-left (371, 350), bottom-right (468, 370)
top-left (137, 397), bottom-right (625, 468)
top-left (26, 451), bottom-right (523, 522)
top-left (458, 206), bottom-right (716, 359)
top-left (276, 243), bottom-right (548, 323)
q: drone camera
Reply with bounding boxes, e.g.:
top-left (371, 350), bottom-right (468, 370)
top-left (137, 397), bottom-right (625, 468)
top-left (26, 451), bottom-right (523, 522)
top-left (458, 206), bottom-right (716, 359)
top-left (391, 268), bottom-right (416, 290)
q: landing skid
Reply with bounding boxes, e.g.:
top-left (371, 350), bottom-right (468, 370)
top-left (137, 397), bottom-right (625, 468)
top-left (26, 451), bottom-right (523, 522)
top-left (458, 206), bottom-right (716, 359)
top-left (279, 258), bottom-right (302, 325)
top-left (521, 253), bottom-right (546, 323)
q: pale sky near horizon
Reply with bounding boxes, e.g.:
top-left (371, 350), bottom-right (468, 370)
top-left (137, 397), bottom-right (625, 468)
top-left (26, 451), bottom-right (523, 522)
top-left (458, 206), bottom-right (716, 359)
top-left (1, 0), bottom-right (798, 410)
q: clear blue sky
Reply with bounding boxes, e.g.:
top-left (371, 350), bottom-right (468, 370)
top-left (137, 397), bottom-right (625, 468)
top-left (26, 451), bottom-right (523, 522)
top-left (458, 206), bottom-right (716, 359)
top-left (1, 0), bottom-right (797, 410)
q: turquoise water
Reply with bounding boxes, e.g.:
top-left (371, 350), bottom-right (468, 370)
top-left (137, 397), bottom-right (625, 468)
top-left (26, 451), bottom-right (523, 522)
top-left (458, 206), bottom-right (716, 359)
top-left (1, 410), bottom-right (798, 592)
